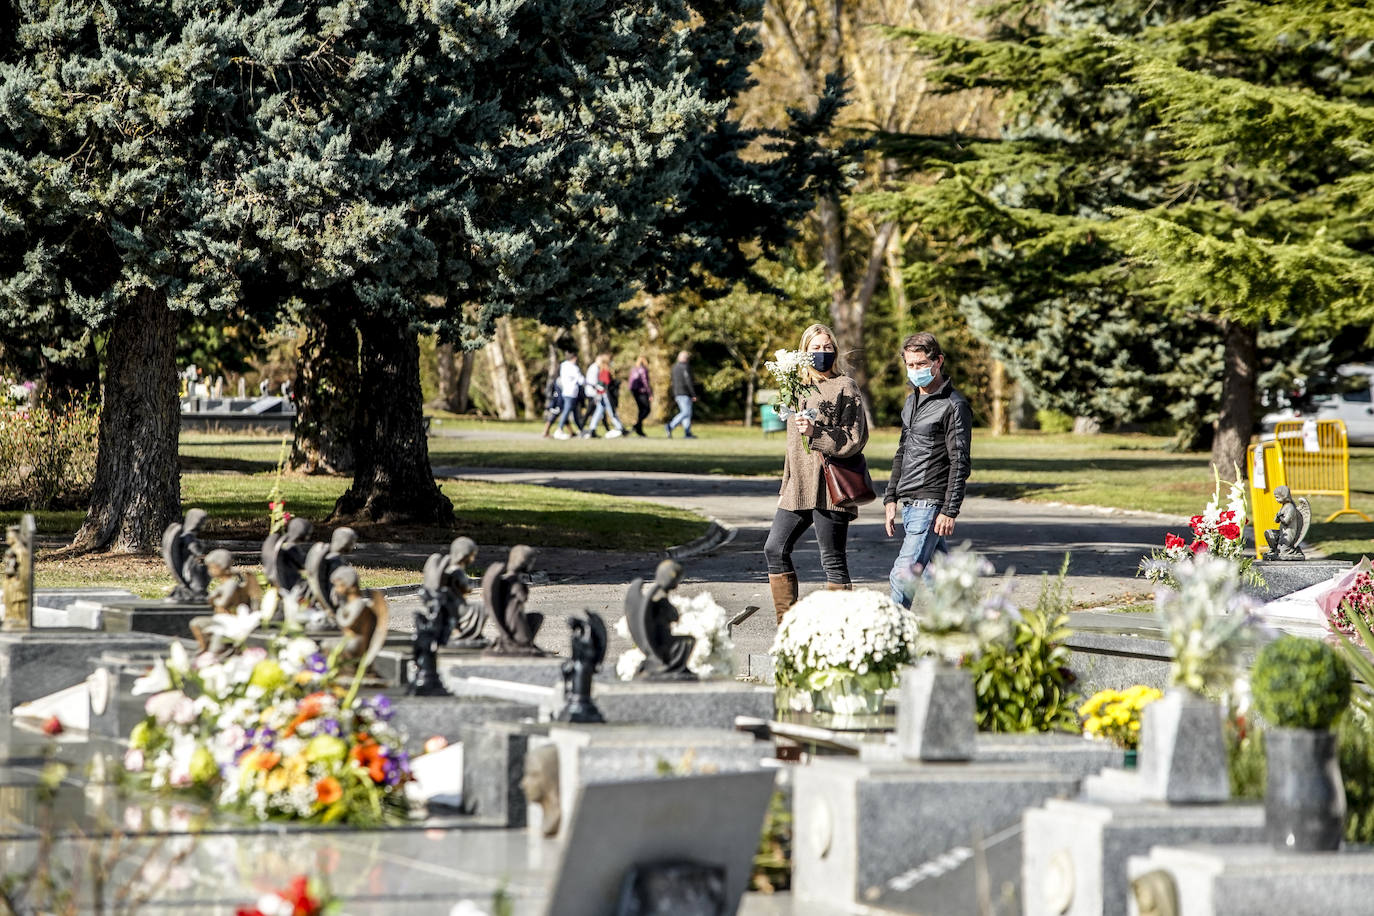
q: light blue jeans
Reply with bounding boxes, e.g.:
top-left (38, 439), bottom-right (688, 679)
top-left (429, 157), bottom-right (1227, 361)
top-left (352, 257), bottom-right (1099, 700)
top-left (668, 394), bottom-right (693, 433)
top-left (585, 393), bottom-right (623, 432)
top-left (889, 499), bottom-right (948, 608)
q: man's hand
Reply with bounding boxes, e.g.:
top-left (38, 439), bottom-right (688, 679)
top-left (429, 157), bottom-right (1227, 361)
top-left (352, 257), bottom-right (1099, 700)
top-left (934, 513), bottom-right (956, 537)
top-left (884, 502), bottom-right (898, 537)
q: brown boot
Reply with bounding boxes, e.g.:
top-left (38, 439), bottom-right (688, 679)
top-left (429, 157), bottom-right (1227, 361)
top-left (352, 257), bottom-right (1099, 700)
top-left (826, 582), bottom-right (852, 591)
top-left (770, 572), bottom-right (798, 624)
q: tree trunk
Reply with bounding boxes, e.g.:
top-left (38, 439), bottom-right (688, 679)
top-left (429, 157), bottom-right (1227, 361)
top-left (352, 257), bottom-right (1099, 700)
top-left (1211, 320), bottom-right (1258, 473)
top-left (331, 314), bottom-right (454, 525)
top-left (574, 319), bottom-right (594, 368)
top-left (484, 338), bottom-right (517, 420)
top-left (290, 311), bottom-right (358, 474)
top-left (71, 289), bottom-right (180, 553)
top-left (455, 349), bottom-right (475, 413)
top-left (435, 342), bottom-right (462, 412)
top-left (501, 318), bottom-right (535, 420)
top-left (1073, 416), bottom-right (1102, 435)
top-left (989, 360), bottom-right (1010, 436)
top-left (818, 193), bottom-right (894, 428)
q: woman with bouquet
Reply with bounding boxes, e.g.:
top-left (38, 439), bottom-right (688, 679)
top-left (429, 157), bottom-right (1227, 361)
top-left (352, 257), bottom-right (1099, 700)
top-left (764, 322), bottom-right (869, 623)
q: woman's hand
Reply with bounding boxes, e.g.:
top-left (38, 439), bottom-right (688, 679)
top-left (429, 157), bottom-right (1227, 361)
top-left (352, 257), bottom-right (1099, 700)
top-left (794, 415), bottom-right (816, 437)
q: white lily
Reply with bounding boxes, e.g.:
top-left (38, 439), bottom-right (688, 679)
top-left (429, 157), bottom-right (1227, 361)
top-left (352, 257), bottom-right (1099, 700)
top-left (131, 659), bottom-right (172, 696)
top-left (202, 607), bottom-right (263, 646)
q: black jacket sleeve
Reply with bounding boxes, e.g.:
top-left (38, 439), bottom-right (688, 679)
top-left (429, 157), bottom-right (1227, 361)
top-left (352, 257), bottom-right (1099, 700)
top-left (942, 394), bottom-right (973, 516)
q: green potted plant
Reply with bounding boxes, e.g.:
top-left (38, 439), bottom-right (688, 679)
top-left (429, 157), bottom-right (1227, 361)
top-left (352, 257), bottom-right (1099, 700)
top-left (1251, 635), bottom-right (1351, 851)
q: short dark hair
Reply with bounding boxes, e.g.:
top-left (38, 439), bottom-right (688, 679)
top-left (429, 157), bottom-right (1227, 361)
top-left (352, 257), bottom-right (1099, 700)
top-left (901, 332), bottom-right (943, 361)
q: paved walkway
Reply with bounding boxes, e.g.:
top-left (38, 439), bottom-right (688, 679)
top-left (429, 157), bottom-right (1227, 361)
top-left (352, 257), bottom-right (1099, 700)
top-left (408, 465), bottom-right (1187, 666)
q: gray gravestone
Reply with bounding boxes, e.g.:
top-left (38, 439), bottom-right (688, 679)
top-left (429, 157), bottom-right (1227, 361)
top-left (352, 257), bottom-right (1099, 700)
top-left (1137, 689), bottom-right (1229, 803)
top-left (0, 631), bottom-right (167, 710)
top-left (459, 720), bottom-right (549, 827)
top-left (544, 770), bottom-right (776, 916)
top-left (383, 694), bottom-right (537, 753)
top-left (1023, 799), bottom-right (1264, 916)
top-left (896, 658), bottom-right (976, 761)
top-left (791, 755), bottom-right (1084, 910)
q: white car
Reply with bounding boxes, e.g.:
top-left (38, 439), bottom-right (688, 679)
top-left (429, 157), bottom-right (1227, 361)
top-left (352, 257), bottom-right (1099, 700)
top-left (1260, 363), bottom-right (1374, 446)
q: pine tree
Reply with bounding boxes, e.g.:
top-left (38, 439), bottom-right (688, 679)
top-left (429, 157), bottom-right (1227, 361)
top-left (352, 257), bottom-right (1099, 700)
top-left (870, 0), bottom-right (1373, 464)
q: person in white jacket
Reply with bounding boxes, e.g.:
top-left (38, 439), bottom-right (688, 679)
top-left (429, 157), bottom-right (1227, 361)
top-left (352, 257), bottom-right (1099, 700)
top-left (553, 350), bottom-right (586, 439)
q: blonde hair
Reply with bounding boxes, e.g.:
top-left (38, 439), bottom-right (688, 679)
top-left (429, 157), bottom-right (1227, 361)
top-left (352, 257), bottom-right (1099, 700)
top-left (799, 322), bottom-right (843, 383)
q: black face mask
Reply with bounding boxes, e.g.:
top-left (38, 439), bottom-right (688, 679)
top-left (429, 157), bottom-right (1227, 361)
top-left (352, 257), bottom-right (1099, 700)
top-left (811, 351), bottom-right (837, 373)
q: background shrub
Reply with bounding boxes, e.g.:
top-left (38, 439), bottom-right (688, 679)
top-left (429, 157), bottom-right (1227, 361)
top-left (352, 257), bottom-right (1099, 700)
top-left (1251, 635), bottom-right (1351, 730)
top-left (0, 394), bottom-right (100, 510)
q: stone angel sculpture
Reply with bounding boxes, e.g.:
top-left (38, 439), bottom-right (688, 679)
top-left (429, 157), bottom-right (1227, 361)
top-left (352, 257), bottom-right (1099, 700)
top-left (1266, 485), bottom-right (1312, 561)
top-left (410, 537), bottom-right (484, 695)
top-left (556, 612), bottom-right (607, 723)
top-left (481, 545), bottom-right (544, 656)
top-left (623, 559), bottom-right (696, 681)
top-left (2, 514), bottom-right (35, 631)
top-left (304, 527), bottom-right (358, 625)
top-left (329, 566), bottom-right (390, 680)
top-left (261, 516), bottom-right (313, 626)
top-left (161, 508), bottom-right (210, 603)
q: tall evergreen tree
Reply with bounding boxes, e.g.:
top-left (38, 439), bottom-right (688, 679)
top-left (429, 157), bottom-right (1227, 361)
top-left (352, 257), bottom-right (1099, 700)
top-left (0, 3), bottom-right (271, 550)
top-left (870, 0), bottom-right (1373, 464)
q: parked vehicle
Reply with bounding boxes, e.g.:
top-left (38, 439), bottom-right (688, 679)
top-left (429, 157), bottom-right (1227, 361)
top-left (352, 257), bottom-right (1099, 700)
top-left (1260, 364), bottom-right (1374, 445)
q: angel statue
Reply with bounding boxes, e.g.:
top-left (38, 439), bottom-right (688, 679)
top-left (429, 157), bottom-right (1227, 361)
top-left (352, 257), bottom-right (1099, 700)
top-left (304, 527), bottom-right (358, 628)
top-left (261, 516), bottom-right (313, 626)
top-left (1265, 485), bottom-right (1312, 561)
top-left (161, 509), bottom-right (210, 603)
top-left (556, 612), bottom-right (607, 723)
top-left (482, 545), bottom-right (545, 656)
top-left (623, 559), bottom-right (696, 681)
top-left (410, 537), bottom-right (484, 695)
top-left (328, 566), bottom-right (390, 680)
top-left (189, 549), bottom-right (263, 654)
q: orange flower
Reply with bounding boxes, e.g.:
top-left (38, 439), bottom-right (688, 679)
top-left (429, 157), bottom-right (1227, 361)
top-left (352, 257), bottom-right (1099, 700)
top-left (315, 776), bottom-right (342, 805)
top-left (256, 750), bottom-right (282, 771)
top-left (350, 741), bottom-right (387, 783)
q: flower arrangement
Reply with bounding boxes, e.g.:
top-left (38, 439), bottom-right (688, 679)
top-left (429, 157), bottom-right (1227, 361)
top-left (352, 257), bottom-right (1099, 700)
top-left (1154, 554), bottom-right (1258, 694)
top-left (1141, 465), bottom-right (1261, 589)
top-left (911, 548), bottom-right (1020, 663)
top-left (237, 875), bottom-right (339, 916)
top-left (764, 349), bottom-right (813, 415)
top-left (1318, 557), bottom-right (1374, 636)
top-left (1078, 685), bottom-right (1162, 750)
top-left (123, 628), bottom-right (411, 826)
top-left (615, 591), bottom-right (736, 680)
top-left (771, 588), bottom-right (919, 695)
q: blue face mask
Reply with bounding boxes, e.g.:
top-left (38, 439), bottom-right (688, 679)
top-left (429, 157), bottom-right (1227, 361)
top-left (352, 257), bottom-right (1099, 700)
top-left (811, 351), bottom-right (837, 373)
top-left (907, 366), bottom-right (934, 388)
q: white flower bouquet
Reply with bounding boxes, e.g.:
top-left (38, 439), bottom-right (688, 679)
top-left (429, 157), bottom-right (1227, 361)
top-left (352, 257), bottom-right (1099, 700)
top-left (123, 627), bottom-right (411, 826)
top-left (614, 591), bottom-right (736, 680)
top-left (1154, 553), bottom-right (1258, 694)
top-left (770, 588), bottom-right (919, 696)
top-left (912, 548), bottom-right (1020, 663)
top-left (764, 349), bottom-right (816, 419)
top-left (1140, 465), bottom-right (1261, 589)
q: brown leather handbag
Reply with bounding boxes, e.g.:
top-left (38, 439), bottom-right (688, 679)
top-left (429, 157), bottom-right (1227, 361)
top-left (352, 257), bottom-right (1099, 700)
top-left (822, 452), bottom-right (877, 508)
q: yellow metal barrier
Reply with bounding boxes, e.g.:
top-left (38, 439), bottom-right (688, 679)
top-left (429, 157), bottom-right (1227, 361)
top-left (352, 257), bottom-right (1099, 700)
top-left (1248, 440), bottom-right (1285, 558)
top-left (1271, 418), bottom-right (1372, 523)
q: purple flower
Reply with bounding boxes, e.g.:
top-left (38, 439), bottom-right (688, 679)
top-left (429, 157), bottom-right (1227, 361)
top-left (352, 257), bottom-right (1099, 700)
top-left (305, 653), bottom-right (328, 674)
top-left (365, 695), bottom-right (394, 721)
top-left (321, 718), bottom-right (342, 737)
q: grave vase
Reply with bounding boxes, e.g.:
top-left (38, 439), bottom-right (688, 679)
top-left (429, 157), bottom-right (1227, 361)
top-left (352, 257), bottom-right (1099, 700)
top-left (1265, 727), bottom-right (1345, 852)
top-left (810, 675), bottom-right (883, 717)
top-left (896, 657), bottom-right (975, 761)
top-left (1138, 687), bottom-right (1230, 803)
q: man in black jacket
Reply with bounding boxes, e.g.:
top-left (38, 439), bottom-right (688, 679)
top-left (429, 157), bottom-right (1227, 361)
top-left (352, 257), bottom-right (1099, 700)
top-left (666, 350), bottom-right (698, 438)
top-left (883, 332), bottom-right (973, 608)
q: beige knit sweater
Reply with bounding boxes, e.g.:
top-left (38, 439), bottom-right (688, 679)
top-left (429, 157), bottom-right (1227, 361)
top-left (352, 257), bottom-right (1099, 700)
top-left (777, 374), bottom-right (870, 517)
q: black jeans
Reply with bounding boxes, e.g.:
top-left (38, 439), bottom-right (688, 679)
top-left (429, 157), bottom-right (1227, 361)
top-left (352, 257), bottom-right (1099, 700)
top-left (763, 507), bottom-right (851, 585)
top-left (632, 391), bottom-right (651, 431)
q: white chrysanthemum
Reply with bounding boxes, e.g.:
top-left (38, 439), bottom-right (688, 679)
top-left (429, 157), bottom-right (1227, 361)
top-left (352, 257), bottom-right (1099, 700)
top-left (771, 588), bottom-right (919, 688)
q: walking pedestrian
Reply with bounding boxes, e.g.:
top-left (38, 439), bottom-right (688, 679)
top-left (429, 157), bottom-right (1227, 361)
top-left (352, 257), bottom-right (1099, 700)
top-left (552, 347), bottom-right (586, 440)
top-left (666, 350), bottom-right (697, 439)
top-left (883, 332), bottom-right (973, 608)
top-left (763, 323), bottom-right (869, 623)
top-left (628, 356), bottom-right (653, 437)
top-left (583, 353), bottom-right (625, 439)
